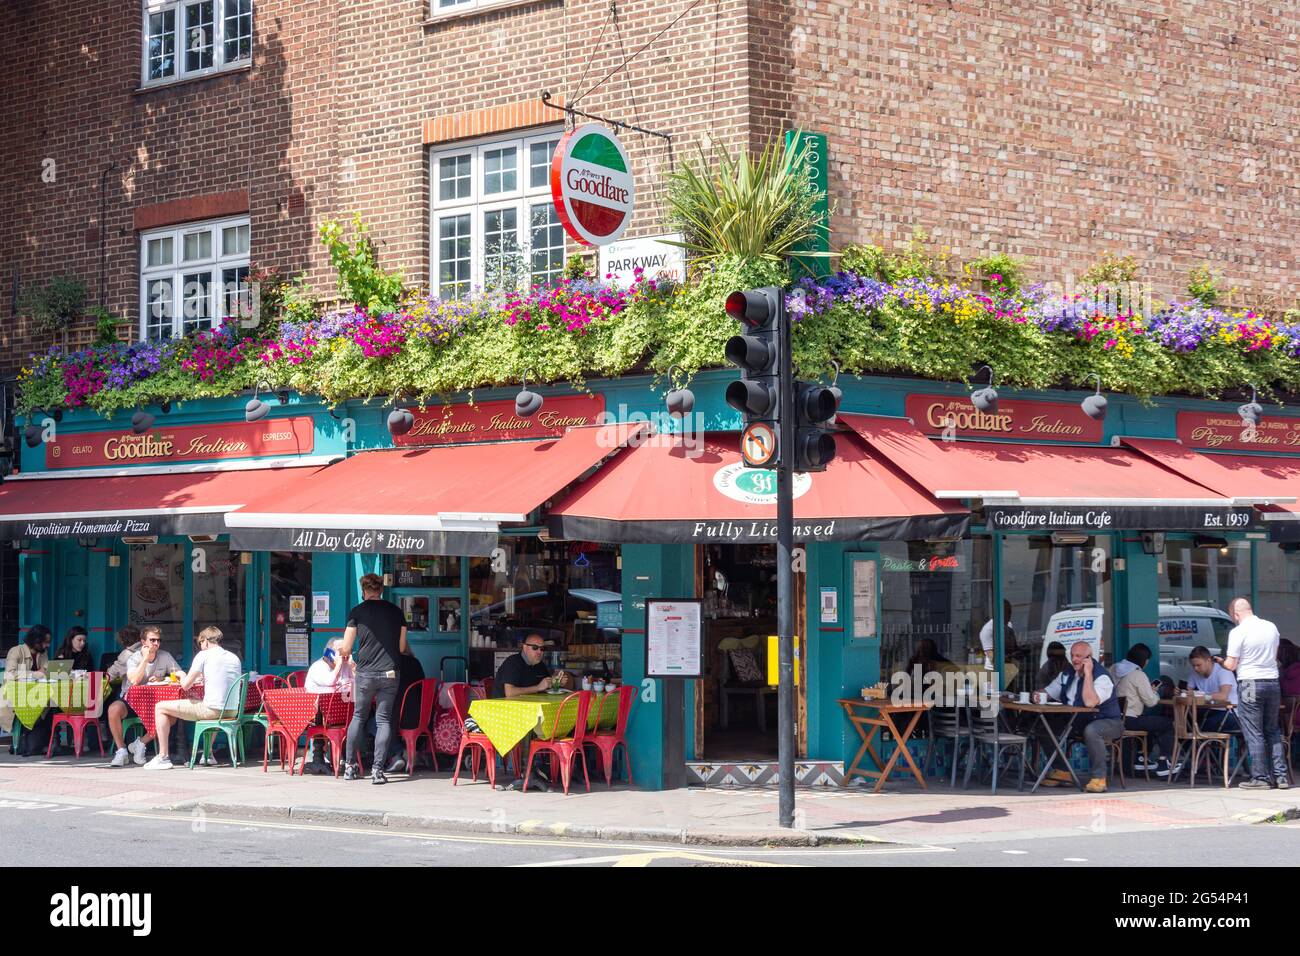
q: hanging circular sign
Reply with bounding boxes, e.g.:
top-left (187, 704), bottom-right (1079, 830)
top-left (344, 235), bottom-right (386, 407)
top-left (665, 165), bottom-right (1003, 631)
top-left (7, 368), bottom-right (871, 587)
top-left (550, 123), bottom-right (635, 246)
top-left (713, 463), bottom-right (812, 505)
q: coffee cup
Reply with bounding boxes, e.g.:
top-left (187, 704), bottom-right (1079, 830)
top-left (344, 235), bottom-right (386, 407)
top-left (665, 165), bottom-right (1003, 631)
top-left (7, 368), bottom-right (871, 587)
top-left (1018, 692), bottom-right (1030, 703)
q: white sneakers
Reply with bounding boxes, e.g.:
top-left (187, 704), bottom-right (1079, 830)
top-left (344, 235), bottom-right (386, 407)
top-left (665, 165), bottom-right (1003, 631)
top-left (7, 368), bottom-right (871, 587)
top-left (110, 748), bottom-right (129, 768)
top-left (142, 754), bottom-right (173, 770)
top-left (129, 737), bottom-right (148, 765)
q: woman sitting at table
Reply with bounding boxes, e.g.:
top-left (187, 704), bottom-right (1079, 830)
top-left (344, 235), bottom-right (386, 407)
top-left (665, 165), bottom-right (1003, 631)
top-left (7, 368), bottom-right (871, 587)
top-left (4, 626), bottom-right (54, 756)
top-left (53, 627), bottom-right (93, 672)
top-left (904, 639), bottom-right (951, 678)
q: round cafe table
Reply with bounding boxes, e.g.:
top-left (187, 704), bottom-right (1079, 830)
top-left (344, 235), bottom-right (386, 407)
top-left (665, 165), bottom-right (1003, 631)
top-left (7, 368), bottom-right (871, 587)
top-left (124, 683), bottom-right (202, 739)
top-left (3, 675), bottom-right (111, 730)
top-left (467, 691), bottom-right (620, 757)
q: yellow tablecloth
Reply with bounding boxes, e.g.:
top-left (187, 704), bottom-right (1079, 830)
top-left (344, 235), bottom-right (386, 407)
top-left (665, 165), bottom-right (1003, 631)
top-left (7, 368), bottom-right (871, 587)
top-left (2, 676), bottom-right (110, 730)
top-left (468, 692), bottom-right (620, 756)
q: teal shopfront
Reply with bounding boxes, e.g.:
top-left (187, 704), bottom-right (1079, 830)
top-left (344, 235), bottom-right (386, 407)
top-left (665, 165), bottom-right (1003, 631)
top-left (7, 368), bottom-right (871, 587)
top-left (6, 371), bottom-right (1300, 789)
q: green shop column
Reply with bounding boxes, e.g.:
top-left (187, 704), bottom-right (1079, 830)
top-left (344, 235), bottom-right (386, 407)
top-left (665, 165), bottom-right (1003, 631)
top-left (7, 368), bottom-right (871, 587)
top-left (620, 543), bottom-right (694, 791)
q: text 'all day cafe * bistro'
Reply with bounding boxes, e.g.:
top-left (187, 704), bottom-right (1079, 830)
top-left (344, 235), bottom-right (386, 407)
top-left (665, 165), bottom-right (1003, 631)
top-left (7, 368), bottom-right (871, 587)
top-left (8, 370), bottom-right (1300, 790)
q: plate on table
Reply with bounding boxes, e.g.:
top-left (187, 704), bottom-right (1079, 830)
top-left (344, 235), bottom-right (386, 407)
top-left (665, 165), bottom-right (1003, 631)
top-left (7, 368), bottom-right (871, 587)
top-left (546, 688), bottom-right (567, 695)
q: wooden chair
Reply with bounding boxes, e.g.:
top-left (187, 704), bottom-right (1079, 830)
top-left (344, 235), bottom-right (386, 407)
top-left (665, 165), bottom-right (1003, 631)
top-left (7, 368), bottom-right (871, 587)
top-left (1167, 695), bottom-right (1231, 788)
top-left (717, 649), bottom-right (775, 733)
top-left (1111, 696), bottom-right (1150, 786)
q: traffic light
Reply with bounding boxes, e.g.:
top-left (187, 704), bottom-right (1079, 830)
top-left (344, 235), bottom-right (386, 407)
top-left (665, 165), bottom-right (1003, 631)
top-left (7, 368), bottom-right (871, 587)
top-left (791, 380), bottom-right (839, 472)
top-left (724, 287), bottom-right (783, 466)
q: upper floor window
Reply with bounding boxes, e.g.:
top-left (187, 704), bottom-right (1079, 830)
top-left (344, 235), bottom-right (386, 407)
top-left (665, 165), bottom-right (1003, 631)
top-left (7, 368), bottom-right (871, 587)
top-left (140, 216), bottom-right (250, 341)
top-left (143, 0), bottom-right (252, 87)
top-left (430, 129), bottom-right (565, 300)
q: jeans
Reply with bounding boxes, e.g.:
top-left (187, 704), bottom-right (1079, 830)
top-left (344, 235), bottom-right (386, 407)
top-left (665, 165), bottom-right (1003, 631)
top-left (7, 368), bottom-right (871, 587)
top-left (1081, 717), bottom-right (1124, 780)
top-left (1124, 714), bottom-right (1174, 761)
top-left (346, 673), bottom-right (397, 770)
top-left (1201, 709), bottom-right (1240, 734)
top-left (1238, 678), bottom-right (1287, 782)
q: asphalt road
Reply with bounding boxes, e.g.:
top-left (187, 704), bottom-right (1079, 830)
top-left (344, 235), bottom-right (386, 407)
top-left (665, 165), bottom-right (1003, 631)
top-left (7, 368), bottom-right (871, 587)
top-left (1, 799), bottom-right (1298, 867)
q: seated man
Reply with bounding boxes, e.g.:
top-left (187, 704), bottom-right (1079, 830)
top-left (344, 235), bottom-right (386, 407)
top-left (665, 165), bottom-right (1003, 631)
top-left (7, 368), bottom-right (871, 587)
top-left (1186, 645), bottom-right (1240, 733)
top-left (143, 626), bottom-right (241, 770)
top-left (493, 634), bottom-right (571, 699)
top-left (1040, 640), bottom-right (1124, 792)
top-left (1114, 644), bottom-right (1179, 778)
top-left (301, 639), bottom-right (353, 775)
top-left (108, 625), bottom-right (178, 767)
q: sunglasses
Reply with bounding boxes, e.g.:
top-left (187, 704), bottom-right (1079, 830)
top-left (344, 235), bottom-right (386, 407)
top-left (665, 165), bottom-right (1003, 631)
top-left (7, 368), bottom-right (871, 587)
top-left (523, 643), bottom-right (544, 650)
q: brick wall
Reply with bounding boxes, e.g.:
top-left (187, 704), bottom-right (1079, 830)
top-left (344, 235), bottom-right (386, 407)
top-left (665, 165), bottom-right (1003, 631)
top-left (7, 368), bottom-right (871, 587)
top-left (3, 0), bottom-right (1299, 382)
top-left (750, 0), bottom-right (1300, 303)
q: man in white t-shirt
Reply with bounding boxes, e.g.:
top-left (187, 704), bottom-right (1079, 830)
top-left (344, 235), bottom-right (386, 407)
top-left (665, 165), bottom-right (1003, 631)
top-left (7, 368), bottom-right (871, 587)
top-left (143, 626), bottom-right (243, 770)
top-left (1187, 646), bottom-right (1239, 733)
top-left (1217, 597), bottom-right (1288, 789)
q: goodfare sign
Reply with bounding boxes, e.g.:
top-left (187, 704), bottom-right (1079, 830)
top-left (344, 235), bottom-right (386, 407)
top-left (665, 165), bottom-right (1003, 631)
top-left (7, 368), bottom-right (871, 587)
top-left (551, 123), bottom-right (635, 246)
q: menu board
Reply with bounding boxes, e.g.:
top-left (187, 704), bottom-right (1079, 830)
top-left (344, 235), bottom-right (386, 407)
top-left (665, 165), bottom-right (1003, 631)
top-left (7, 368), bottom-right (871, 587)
top-left (646, 599), bottom-right (703, 679)
top-left (851, 559), bottom-right (878, 640)
top-left (285, 628), bottom-right (311, 667)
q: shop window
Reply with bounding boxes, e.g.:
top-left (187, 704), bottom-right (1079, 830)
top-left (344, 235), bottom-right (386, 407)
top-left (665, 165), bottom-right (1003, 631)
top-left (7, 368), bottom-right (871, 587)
top-left (140, 216), bottom-right (250, 340)
top-left (142, 0), bottom-right (253, 88)
top-left (429, 129), bottom-right (564, 298)
top-left (268, 552), bottom-right (311, 668)
top-left (467, 538), bottom-right (621, 681)
top-left (191, 543), bottom-right (247, 661)
top-left (1255, 542), bottom-right (1300, 645)
top-left (878, 538), bottom-right (994, 683)
top-left (128, 542), bottom-right (187, 663)
top-left (384, 555), bottom-right (461, 590)
top-left (1000, 534), bottom-right (1113, 681)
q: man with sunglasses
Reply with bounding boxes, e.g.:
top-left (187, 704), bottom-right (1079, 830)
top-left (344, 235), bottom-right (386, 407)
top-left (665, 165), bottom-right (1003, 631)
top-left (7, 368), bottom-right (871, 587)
top-left (493, 633), bottom-right (570, 698)
top-left (108, 625), bottom-right (178, 767)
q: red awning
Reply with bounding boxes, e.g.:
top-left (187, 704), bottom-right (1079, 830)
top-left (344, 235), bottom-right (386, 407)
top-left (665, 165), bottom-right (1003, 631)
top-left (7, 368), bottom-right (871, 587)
top-left (225, 423), bottom-right (648, 554)
top-left (1120, 437), bottom-right (1300, 506)
top-left (844, 414), bottom-right (1249, 533)
top-left (0, 465), bottom-right (329, 541)
top-left (545, 430), bottom-right (968, 543)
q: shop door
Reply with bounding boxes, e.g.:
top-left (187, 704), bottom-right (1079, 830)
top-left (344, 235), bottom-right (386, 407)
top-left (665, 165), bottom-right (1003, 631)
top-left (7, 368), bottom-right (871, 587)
top-left (263, 552), bottom-right (313, 673)
top-left (392, 587), bottom-right (465, 680)
top-left (695, 543), bottom-right (804, 762)
top-left (56, 546), bottom-right (89, 643)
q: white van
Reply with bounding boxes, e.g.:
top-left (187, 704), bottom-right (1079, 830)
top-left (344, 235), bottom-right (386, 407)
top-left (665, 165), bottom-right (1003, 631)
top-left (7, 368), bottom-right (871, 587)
top-left (1038, 603), bottom-right (1231, 685)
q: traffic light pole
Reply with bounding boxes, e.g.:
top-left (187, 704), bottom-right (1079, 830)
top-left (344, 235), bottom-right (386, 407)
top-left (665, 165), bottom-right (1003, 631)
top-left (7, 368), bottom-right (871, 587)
top-left (776, 303), bottom-right (796, 830)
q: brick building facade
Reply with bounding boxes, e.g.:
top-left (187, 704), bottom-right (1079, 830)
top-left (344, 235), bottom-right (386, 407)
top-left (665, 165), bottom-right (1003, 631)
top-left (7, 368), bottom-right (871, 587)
top-left (2, 0), bottom-right (1298, 374)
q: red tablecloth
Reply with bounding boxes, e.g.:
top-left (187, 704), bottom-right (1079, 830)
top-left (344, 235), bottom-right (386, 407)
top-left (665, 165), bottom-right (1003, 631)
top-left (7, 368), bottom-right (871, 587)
top-left (261, 689), bottom-right (321, 742)
top-left (124, 683), bottom-right (202, 738)
top-left (245, 681), bottom-right (264, 714)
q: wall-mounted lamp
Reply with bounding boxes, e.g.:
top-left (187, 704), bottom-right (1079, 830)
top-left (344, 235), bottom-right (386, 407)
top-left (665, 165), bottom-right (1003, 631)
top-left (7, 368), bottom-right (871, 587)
top-left (970, 364), bottom-right (998, 414)
top-left (1081, 372), bottom-right (1108, 421)
top-left (130, 407), bottom-right (156, 434)
top-left (664, 365), bottom-right (695, 418)
top-left (386, 395), bottom-right (415, 437)
top-left (1140, 532), bottom-right (1166, 555)
top-left (515, 370), bottom-right (544, 419)
top-left (1238, 384), bottom-right (1263, 427)
top-left (245, 381), bottom-right (273, 423)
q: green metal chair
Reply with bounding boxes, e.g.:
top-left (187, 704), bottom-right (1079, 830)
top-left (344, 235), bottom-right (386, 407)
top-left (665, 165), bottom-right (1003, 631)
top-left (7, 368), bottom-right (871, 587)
top-left (121, 716), bottom-right (145, 746)
top-left (188, 674), bottom-right (249, 769)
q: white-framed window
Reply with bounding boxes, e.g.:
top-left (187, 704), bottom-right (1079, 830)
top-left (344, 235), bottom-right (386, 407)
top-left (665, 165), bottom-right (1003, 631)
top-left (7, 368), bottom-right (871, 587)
top-left (428, 0), bottom-right (520, 19)
top-left (139, 216), bottom-right (250, 341)
top-left (142, 0), bottom-right (252, 88)
top-left (430, 128), bottom-right (566, 299)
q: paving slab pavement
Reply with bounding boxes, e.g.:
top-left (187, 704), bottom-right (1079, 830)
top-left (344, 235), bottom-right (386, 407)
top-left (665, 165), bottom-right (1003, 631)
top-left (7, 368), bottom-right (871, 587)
top-left (0, 752), bottom-right (1296, 848)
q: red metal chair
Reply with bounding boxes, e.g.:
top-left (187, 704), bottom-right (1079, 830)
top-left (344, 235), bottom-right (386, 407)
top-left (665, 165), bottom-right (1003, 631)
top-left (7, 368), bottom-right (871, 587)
top-left (524, 690), bottom-right (593, 795)
top-left (582, 685), bottom-right (636, 786)
top-left (450, 682), bottom-right (507, 787)
top-left (285, 670), bottom-right (309, 689)
top-left (46, 672), bottom-right (107, 759)
top-left (479, 677), bottom-right (495, 699)
top-left (261, 691), bottom-right (311, 773)
top-left (302, 694), bottom-right (363, 777)
top-left (397, 677), bottom-right (441, 774)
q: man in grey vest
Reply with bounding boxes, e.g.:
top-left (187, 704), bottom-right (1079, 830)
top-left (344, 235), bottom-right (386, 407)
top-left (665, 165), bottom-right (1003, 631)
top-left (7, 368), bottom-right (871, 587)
top-left (1040, 641), bottom-right (1124, 792)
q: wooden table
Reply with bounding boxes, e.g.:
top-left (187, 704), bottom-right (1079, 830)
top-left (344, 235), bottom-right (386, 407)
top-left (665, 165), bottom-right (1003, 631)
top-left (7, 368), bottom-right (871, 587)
top-left (1000, 699), bottom-right (1097, 792)
top-left (837, 698), bottom-right (931, 792)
